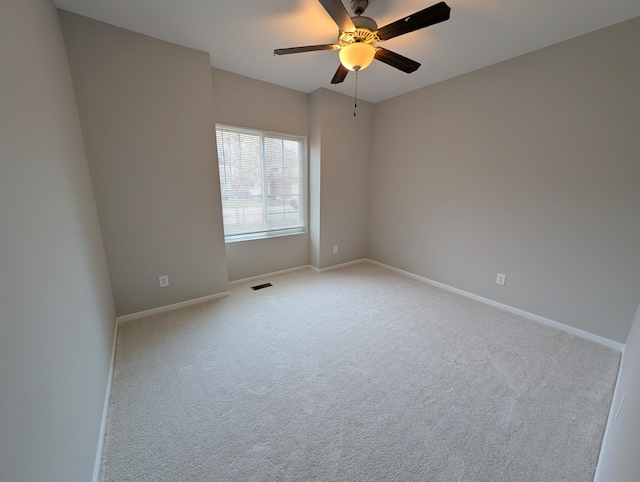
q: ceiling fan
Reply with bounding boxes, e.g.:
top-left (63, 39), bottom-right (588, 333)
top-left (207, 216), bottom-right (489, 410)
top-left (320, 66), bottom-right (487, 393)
top-left (274, 0), bottom-right (451, 84)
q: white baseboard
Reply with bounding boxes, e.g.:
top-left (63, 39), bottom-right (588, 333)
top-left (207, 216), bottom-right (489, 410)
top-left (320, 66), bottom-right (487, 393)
top-left (365, 258), bottom-right (624, 351)
top-left (93, 318), bottom-right (118, 482)
top-left (316, 258), bottom-right (368, 273)
top-left (229, 265), bottom-right (311, 286)
top-left (116, 291), bottom-right (231, 324)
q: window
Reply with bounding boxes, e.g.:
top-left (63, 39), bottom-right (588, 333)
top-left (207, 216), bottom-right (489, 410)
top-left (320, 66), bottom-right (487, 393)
top-left (215, 124), bottom-right (307, 242)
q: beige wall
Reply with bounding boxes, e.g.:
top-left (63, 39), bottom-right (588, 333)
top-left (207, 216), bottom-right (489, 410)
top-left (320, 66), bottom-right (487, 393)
top-left (211, 68), bottom-right (309, 137)
top-left (211, 68), bottom-right (310, 281)
top-left (210, 71), bottom-right (372, 279)
top-left (309, 90), bottom-right (323, 269)
top-left (0, 1), bottom-right (116, 480)
top-left (60, 12), bottom-right (229, 315)
top-left (310, 89), bottom-right (373, 269)
top-left (368, 17), bottom-right (640, 343)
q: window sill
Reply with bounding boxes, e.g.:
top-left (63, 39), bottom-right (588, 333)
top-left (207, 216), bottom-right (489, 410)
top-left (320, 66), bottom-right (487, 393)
top-left (224, 228), bottom-right (307, 244)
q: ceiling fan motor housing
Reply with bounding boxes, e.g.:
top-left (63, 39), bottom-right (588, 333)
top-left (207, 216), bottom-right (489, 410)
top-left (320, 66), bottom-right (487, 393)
top-left (351, 15), bottom-right (377, 31)
top-left (339, 16), bottom-right (378, 47)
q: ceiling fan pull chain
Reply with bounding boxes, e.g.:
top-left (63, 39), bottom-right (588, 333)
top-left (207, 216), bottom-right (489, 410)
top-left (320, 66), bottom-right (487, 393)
top-left (354, 69), bottom-right (358, 117)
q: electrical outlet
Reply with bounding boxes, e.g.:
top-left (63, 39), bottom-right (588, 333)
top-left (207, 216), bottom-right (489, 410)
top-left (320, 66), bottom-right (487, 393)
top-left (333, 245), bottom-right (338, 254)
top-left (159, 275), bottom-right (169, 288)
top-left (496, 273), bottom-right (506, 285)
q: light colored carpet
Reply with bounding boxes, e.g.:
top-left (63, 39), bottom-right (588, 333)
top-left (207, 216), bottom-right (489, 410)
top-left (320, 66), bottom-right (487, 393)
top-left (100, 262), bottom-right (620, 481)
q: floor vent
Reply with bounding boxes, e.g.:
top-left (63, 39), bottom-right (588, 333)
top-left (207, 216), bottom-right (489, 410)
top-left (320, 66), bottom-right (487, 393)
top-left (251, 282), bottom-right (273, 291)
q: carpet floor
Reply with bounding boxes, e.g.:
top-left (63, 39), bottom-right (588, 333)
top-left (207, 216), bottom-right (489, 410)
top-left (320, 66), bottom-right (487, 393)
top-left (100, 262), bottom-right (620, 481)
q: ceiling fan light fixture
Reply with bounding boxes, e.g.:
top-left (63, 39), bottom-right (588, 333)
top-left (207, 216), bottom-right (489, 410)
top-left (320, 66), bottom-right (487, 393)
top-left (339, 42), bottom-right (376, 71)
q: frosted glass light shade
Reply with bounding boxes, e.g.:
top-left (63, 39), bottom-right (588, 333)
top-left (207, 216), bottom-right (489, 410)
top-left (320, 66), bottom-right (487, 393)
top-left (339, 43), bottom-right (375, 71)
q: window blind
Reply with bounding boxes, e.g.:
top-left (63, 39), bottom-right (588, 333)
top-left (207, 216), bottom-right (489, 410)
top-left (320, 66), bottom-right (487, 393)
top-left (215, 124), bottom-right (306, 241)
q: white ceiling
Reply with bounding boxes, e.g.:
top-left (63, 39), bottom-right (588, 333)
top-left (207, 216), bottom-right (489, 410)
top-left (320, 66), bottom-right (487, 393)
top-left (54, 0), bottom-right (640, 103)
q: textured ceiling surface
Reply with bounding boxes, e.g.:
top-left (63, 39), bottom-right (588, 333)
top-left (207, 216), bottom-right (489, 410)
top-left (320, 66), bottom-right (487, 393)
top-left (54, 0), bottom-right (640, 102)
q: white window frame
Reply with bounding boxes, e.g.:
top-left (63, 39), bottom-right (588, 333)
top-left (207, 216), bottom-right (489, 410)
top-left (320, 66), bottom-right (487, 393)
top-left (215, 124), bottom-right (308, 243)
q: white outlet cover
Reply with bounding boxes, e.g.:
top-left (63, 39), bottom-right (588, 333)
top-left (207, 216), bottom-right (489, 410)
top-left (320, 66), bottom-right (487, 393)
top-left (496, 273), bottom-right (506, 285)
top-left (159, 275), bottom-right (169, 287)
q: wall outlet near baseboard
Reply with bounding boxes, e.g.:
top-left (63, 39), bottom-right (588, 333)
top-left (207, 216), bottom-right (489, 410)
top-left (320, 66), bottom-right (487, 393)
top-left (496, 273), bottom-right (506, 285)
top-left (333, 245), bottom-right (338, 254)
top-left (159, 275), bottom-right (169, 288)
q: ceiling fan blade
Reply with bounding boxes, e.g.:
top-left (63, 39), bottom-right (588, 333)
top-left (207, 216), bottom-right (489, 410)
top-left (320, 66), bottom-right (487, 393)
top-left (331, 64), bottom-right (349, 84)
top-left (377, 1), bottom-right (451, 41)
top-left (374, 48), bottom-right (421, 73)
top-left (318, 0), bottom-right (356, 32)
top-left (274, 44), bottom-right (340, 55)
